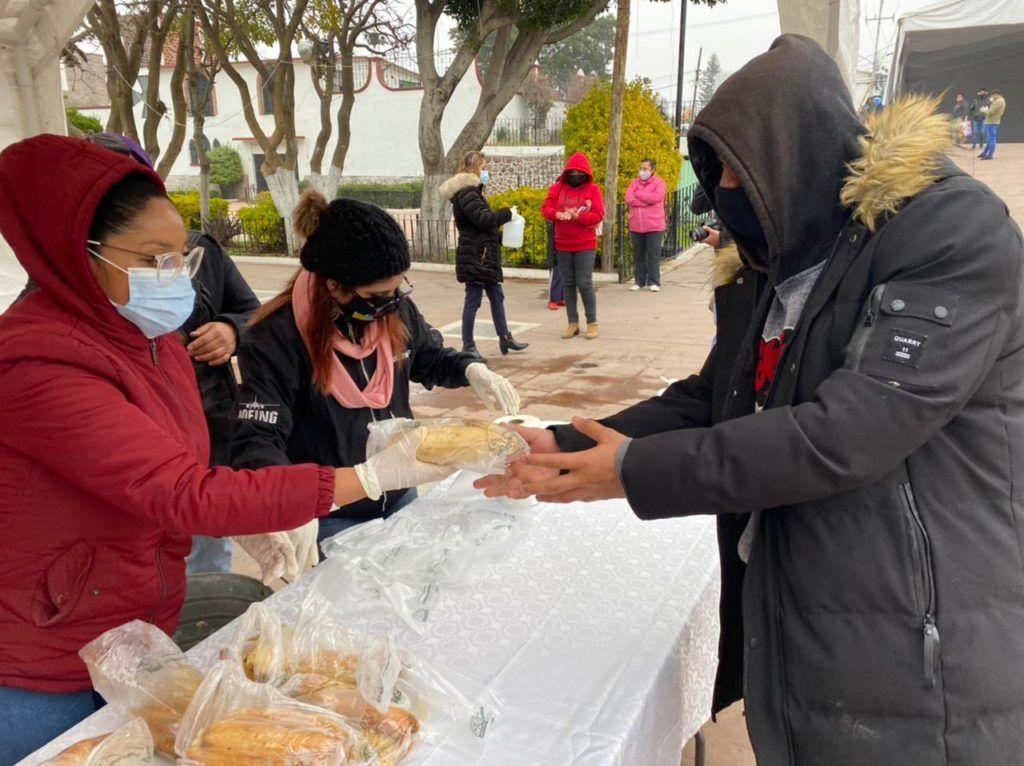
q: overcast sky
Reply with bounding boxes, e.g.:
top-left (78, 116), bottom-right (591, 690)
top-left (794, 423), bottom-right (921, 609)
top-left (625, 0), bottom-right (944, 102)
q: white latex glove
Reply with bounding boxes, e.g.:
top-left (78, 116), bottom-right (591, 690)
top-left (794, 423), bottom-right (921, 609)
top-left (466, 363), bottom-right (521, 415)
top-left (232, 532), bottom-right (297, 586)
top-left (354, 428), bottom-right (458, 501)
top-left (284, 519), bottom-right (319, 575)
top-left (510, 205), bottom-right (519, 217)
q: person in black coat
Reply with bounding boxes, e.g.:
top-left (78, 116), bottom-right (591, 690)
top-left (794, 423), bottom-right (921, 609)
top-left (180, 232), bottom-right (261, 574)
top-left (231, 191), bottom-right (521, 552)
top-left (480, 36), bottom-right (1024, 765)
top-left (441, 150), bottom-right (528, 359)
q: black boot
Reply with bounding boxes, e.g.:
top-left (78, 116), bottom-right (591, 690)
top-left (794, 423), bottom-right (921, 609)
top-left (499, 334), bottom-right (529, 355)
top-left (462, 341), bottom-right (486, 362)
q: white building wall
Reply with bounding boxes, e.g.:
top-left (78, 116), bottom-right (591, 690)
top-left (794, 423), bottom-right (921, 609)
top-left (76, 57), bottom-right (535, 189)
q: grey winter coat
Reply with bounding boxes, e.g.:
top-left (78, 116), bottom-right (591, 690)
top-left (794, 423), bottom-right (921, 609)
top-left (556, 35), bottom-right (1024, 765)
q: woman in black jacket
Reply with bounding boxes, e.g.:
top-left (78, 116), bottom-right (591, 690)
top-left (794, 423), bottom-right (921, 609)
top-left (441, 150), bottom-right (528, 359)
top-left (231, 191), bottom-right (520, 550)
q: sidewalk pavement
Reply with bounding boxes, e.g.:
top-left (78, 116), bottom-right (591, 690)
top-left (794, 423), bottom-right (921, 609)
top-left (950, 141), bottom-right (1023, 224)
top-left (236, 249), bottom-right (719, 425)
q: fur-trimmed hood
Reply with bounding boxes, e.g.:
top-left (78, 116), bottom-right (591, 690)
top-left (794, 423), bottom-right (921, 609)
top-left (840, 94), bottom-right (952, 232)
top-left (709, 94), bottom-right (953, 289)
top-left (440, 172), bottom-right (481, 201)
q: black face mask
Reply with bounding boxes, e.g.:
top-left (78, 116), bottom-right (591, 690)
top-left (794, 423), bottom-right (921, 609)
top-left (565, 172), bottom-right (587, 188)
top-left (714, 185), bottom-right (769, 268)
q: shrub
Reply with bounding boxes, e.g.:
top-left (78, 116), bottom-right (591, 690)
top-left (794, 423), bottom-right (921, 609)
top-left (208, 145), bottom-right (244, 191)
top-left (237, 192), bottom-right (286, 252)
top-left (168, 192), bottom-right (230, 231)
top-left (487, 186), bottom-right (550, 269)
top-left (335, 180), bottom-right (424, 209)
top-left (66, 107), bottom-right (102, 135)
top-left (563, 79), bottom-right (682, 201)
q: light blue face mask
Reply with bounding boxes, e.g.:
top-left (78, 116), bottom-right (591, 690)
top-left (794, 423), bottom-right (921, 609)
top-left (88, 248), bottom-right (196, 339)
top-left (480, 169), bottom-right (491, 185)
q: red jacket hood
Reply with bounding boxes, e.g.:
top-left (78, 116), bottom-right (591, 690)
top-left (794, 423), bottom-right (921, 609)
top-left (0, 134), bottom-right (166, 340)
top-left (561, 151), bottom-right (594, 182)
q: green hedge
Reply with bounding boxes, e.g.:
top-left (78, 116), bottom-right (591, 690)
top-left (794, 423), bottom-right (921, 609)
top-left (66, 108), bottom-right (102, 135)
top-left (208, 145), bottom-right (244, 190)
top-left (487, 186), bottom-right (549, 269)
top-left (335, 180), bottom-right (424, 209)
top-left (237, 192), bottom-right (286, 252)
top-left (168, 192), bottom-right (230, 231)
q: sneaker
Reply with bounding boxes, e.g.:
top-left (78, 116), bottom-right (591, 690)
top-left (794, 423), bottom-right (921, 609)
top-left (630, 284), bottom-right (642, 291)
top-left (648, 284), bottom-right (661, 292)
top-left (556, 300), bottom-right (566, 307)
top-left (548, 301), bottom-right (560, 310)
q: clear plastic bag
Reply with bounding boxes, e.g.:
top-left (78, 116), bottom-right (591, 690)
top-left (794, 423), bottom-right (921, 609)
top-left (175, 659), bottom-right (365, 766)
top-left (222, 592), bottom-right (500, 764)
top-left (366, 417), bottom-right (529, 477)
top-left (42, 717), bottom-right (154, 765)
top-left (321, 489), bottom-right (534, 630)
top-left (79, 620), bottom-right (204, 756)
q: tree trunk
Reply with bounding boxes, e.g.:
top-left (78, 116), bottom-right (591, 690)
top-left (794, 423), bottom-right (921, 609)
top-left (155, 38), bottom-right (188, 180)
top-left (601, 0), bottom-right (631, 272)
top-left (416, 173), bottom-right (451, 260)
top-left (263, 160), bottom-right (300, 256)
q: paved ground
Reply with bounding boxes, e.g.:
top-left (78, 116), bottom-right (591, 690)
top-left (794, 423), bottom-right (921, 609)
top-left (238, 250), bottom-right (719, 426)
top-left (231, 143), bottom-right (1022, 766)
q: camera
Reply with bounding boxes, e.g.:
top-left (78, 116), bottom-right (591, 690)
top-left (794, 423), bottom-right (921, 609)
top-left (689, 217), bottom-right (722, 242)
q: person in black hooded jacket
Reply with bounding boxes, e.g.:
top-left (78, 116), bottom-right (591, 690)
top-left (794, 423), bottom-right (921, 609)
top-left (480, 35), bottom-right (1024, 765)
top-left (441, 150), bottom-right (528, 359)
top-left (231, 191), bottom-right (521, 552)
top-left (179, 231), bottom-right (261, 574)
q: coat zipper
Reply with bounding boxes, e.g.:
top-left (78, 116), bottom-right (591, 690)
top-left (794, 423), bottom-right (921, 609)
top-left (149, 339), bottom-right (159, 365)
top-left (901, 482), bottom-right (940, 687)
top-left (850, 283), bottom-right (886, 374)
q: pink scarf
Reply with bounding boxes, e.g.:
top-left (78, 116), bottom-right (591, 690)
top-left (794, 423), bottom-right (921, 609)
top-left (291, 269), bottom-right (395, 409)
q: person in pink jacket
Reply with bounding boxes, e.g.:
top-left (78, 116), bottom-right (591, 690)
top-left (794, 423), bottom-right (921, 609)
top-left (624, 158), bottom-right (668, 292)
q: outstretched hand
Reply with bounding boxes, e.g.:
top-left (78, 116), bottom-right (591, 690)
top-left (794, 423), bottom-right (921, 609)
top-left (474, 425), bottom-right (560, 499)
top-left (475, 418), bottom-right (628, 504)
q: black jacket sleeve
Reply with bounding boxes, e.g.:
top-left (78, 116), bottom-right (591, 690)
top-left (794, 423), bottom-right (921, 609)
top-left (199, 234), bottom-right (261, 344)
top-left (403, 300), bottom-right (475, 389)
top-left (621, 181), bottom-right (1022, 519)
top-left (457, 188), bottom-right (512, 233)
top-left (552, 346), bottom-right (716, 452)
top-left (230, 313), bottom-right (303, 470)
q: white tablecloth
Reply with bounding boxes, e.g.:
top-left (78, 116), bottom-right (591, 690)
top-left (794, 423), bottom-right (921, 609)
top-left (22, 486), bottom-right (721, 766)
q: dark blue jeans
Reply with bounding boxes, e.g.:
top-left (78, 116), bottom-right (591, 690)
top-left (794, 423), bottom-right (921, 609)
top-left (462, 282), bottom-right (510, 343)
top-left (0, 687), bottom-right (102, 763)
top-left (971, 119), bottom-right (985, 147)
top-left (549, 266), bottom-right (564, 303)
top-left (982, 124), bottom-right (999, 158)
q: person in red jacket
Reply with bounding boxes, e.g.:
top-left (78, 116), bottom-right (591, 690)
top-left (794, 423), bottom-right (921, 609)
top-left (542, 152), bottom-right (605, 340)
top-left (0, 135), bottom-right (453, 763)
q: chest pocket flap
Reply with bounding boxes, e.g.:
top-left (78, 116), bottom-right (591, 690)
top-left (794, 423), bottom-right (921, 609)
top-left (847, 282), bottom-right (961, 390)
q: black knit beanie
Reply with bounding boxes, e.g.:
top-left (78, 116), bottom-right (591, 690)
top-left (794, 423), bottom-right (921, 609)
top-left (296, 195), bottom-right (411, 286)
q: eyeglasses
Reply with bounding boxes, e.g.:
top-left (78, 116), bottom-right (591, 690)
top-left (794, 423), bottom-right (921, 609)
top-left (87, 240), bottom-right (205, 285)
top-left (349, 278), bottom-right (414, 321)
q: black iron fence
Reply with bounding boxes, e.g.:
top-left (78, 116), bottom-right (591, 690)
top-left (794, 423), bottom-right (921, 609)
top-left (615, 183), bottom-right (704, 282)
top-left (218, 214), bottom-right (288, 256)
top-left (213, 186), bottom-right (703, 278)
top-left (488, 117), bottom-right (564, 147)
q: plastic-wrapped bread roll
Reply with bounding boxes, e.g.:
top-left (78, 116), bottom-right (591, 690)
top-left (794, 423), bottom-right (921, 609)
top-left (42, 718), bottom-right (153, 765)
top-left (183, 707), bottom-right (351, 765)
top-left (367, 418), bottom-right (529, 477)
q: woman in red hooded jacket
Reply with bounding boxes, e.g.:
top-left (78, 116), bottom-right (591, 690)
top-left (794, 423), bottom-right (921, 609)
top-left (0, 135), bottom-right (452, 762)
top-left (541, 152), bottom-right (605, 340)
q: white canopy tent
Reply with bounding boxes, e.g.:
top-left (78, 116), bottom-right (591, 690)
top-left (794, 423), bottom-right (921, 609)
top-left (888, 0), bottom-right (1024, 141)
top-left (0, 0), bottom-right (94, 311)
